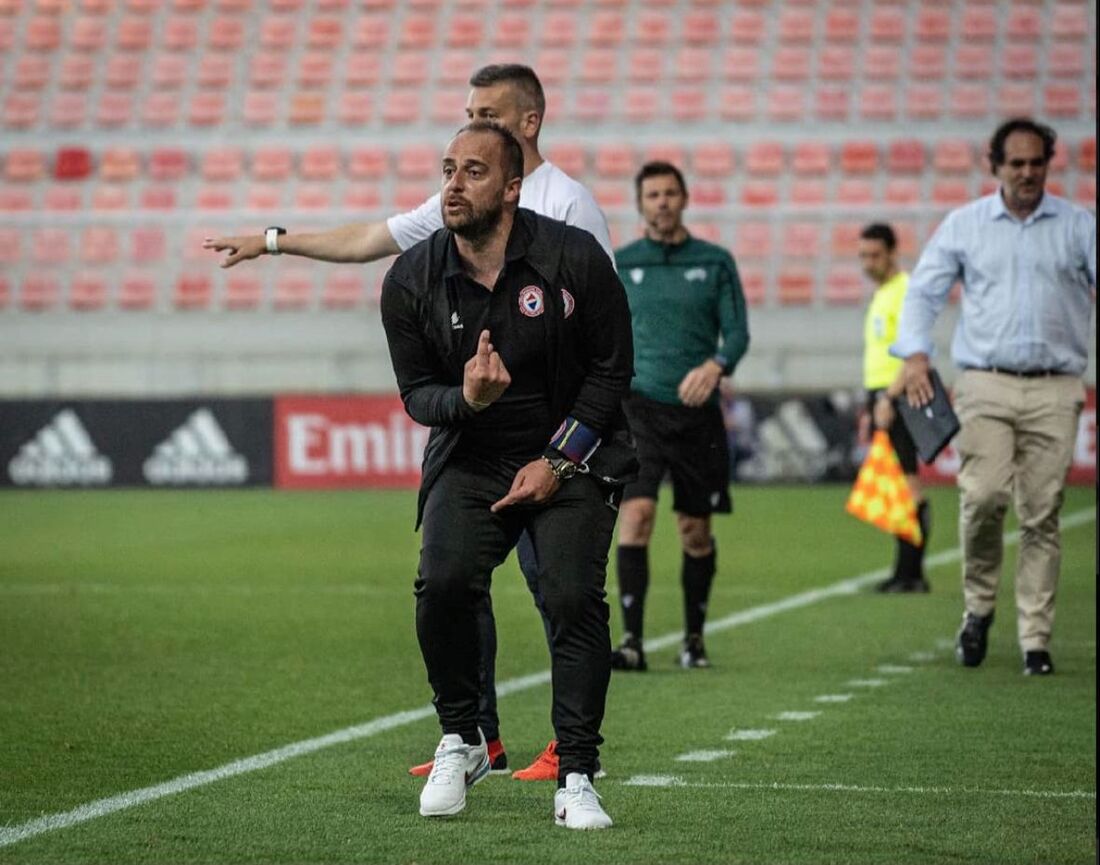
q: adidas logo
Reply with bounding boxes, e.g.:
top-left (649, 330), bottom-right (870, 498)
top-left (8, 409), bottom-right (113, 486)
top-left (143, 408), bottom-right (248, 484)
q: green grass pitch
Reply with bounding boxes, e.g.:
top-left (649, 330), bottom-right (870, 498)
top-left (0, 486), bottom-right (1094, 864)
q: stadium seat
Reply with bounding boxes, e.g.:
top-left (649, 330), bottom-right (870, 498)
top-left (904, 85), bottom-right (942, 119)
top-left (829, 222), bottom-right (862, 256)
top-left (342, 183), bottom-right (381, 210)
top-left (766, 87), bottom-right (804, 121)
top-left (1006, 5), bottom-right (1041, 40)
top-left (835, 180), bottom-right (874, 204)
top-left (824, 8), bottom-right (859, 42)
top-left (224, 273), bottom-right (263, 309)
top-left (492, 14), bottom-right (529, 47)
top-left (722, 47), bottom-right (759, 81)
top-left (730, 10), bottom-right (764, 43)
top-left (140, 93), bottom-right (178, 125)
top-left (393, 182), bottom-right (431, 210)
top-left (915, 7), bottom-right (950, 42)
top-left (1078, 138), bottom-right (1096, 172)
top-left (258, 16), bottom-right (294, 50)
top-left (297, 52), bottom-right (333, 89)
top-left (293, 185), bottom-right (333, 210)
top-left (790, 141), bottom-right (829, 175)
top-left (777, 8), bottom-right (813, 43)
top-left (246, 184), bottom-right (281, 209)
top-left (130, 227), bottom-right (166, 263)
top-left (346, 52), bottom-right (382, 87)
top-left (1051, 4), bottom-right (1089, 39)
top-left (813, 87), bottom-right (849, 120)
top-left (627, 48), bottom-right (664, 82)
top-left (772, 46), bottom-right (810, 81)
top-left (162, 16), bottom-right (198, 50)
top-left (732, 221), bottom-right (771, 260)
top-left (99, 148), bottom-right (141, 182)
top-left (738, 267), bottom-right (766, 306)
top-left (594, 143), bottom-right (634, 178)
top-left (575, 88), bottom-right (612, 122)
top-left (777, 269), bottom-right (814, 305)
top-left (5, 94), bottom-right (40, 128)
top-left (392, 51), bottom-right (429, 86)
top-left (544, 142), bottom-right (586, 177)
top-left (201, 147), bottom-right (243, 181)
top-left (348, 147), bottom-right (388, 179)
top-left (824, 268), bottom-right (864, 306)
top-left (951, 85), bottom-right (989, 118)
top-left (579, 49), bottom-right (618, 83)
top-left (782, 222), bottom-right (820, 259)
top-left (931, 180), bottom-right (972, 205)
top-left (3, 149), bottom-right (46, 182)
top-left (1073, 177), bottom-right (1096, 207)
top-left (383, 91), bottom-right (420, 124)
top-left (59, 55), bottom-right (95, 89)
top-left (174, 273), bottom-right (213, 309)
top-left (741, 182), bottom-right (778, 207)
top-left (869, 8), bottom-right (905, 42)
top-left (634, 10), bottom-right (671, 45)
top-left (592, 181), bottom-right (628, 208)
top-left (69, 273), bottom-right (109, 310)
top-left (289, 93), bottom-right (326, 125)
top-left (789, 180), bottom-right (826, 205)
top-left (353, 15), bottom-right (389, 48)
top-left (1044, 84), bottom-right (1081, 117)
top-left (540, 13), bottom-right (576, 46)
top-left (643, 143), bottom-right (685, 167)
top-left (300, 146), bottom-right (340, 181)
top-left (911, 45), bottom-right (946, 80)
top-left (14, 55), bottom-right (50, 90)
top-left (105, 55), bottom-right (143, 89)
top-left (682, 10), bottom-right (719, 44)
top-left (396, 145), bottom-right (438, 180)
top-left (961, 5), bottom-right (997, 41)
top-left (933, 139), bottom-right (974, 173)
top-left (80, 227), bottom-right (119, 264)
top-left (92, 185), bottom-right (129, 210)
top-left (1050, 44), bottom-right (1085, 78)
top-left (0, 185), bottom-right (33, 210)
top-left (0, 229), bottom-right (20, 265)
top-left (307, 16), bottom-right (342, 48)
top-left (274, 272), bottom-right (314, 309)
top-left (840, 141), bottom-right (878, 174)
top-left (745, 141), bottom-right (784, 176)
top-left (859, 86), bottom-right (897, 119)
top-left (338, 93), bottom-right (372, 125)
top-left (670, 88), bottom-right (707, 122)
top-left (118, 273), bottom-right (157, 311)
top-left (148, 148), bottom-right (188, 181)
top-left (887, 139), bottom-right (924, 173)
top-left (96, 93), bottom-right (134, 126)
top-left (588, 11), bottom-right (625, 45)
top-left (883, 178), bottom-right (922, 205)
top-left (69, 16), bottom-right (106, 50)
top-left (20, 275), bottom-right (61, 311)
top-left (189, 92), bottom-right (226, 125)
top-left (32, 227), bottom-right (68, 263)
top-left (818, 45), bottom-right (855, 80)
top-left (322, 272), bottom-right (364, 309)
top-left (140, 186), bottom-right (176, 209)
top-left (955, 45), bottom-right (993, 80)
top-left (692, 142), bottom-right (735, 178)
top-left (117, 15), bottom-right (153, 50)
top-left (674, 47), bottom-right (711, 82)
top-left (44, 185), bottom-right (83, 210)
top-left (152, 54), bottom-right (188, 89)
top-left (26, 15), bottom-right (61, 50)
top-left (691, 182), bottom-right (725, 207)
top-left (1002, 43), bottom-right (1038, 79)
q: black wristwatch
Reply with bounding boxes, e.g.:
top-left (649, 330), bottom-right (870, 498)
top-left (541, 454), bottom-right (578, 481)
top-left (265, 226), bottom-right (287, 255)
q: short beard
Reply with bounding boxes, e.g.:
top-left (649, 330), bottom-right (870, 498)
top-left (444, 203), bottom-right (504, 245)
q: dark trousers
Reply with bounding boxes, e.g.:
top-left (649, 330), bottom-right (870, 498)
top-left (417, 456), bottom-right (616, 779)
top-left (474, 530), bottom-right (551, 742)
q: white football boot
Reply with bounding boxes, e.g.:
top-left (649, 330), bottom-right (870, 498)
top-left (553, 772), bottom-right (613, 830)
top-left (418, 731), bottom-right (490, 817)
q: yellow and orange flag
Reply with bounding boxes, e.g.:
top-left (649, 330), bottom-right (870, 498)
top-left (846, 430), bottom-right (923, 546)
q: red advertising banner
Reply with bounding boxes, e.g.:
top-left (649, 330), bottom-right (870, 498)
top-left (919, 387), bottom-right (1096, 485)
top-left (274, 395), bottom-right (427, 489)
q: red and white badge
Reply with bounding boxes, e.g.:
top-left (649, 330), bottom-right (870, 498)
top-left (518, 285), bottom-right (544, 317)
top-left (562, 289), bottom-right (575, 319)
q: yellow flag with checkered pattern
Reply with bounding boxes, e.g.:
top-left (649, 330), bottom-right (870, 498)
top-left (846, 430), bottom-right (923, 546)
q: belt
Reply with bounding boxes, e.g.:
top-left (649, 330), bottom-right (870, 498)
top-left (968, 366), bottom-right (1063, 378)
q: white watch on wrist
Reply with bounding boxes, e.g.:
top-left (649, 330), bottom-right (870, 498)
top-left (265, 226), bottom-right (286, 255)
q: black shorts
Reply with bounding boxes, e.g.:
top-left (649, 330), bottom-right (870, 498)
top-left (621, 392), bottom-right (732, 516)
top-left (867, 390), bottom-right (918, 474)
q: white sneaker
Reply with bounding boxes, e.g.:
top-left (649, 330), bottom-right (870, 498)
top-left (554, 772), bottom-right (613, 830)
top-left (418, 732), bottom-right (490, 817)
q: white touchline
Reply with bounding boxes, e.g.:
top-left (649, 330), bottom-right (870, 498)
top-left (773, 711), bottom-right (821, 721)
top-left (814, 694), bottom-right (854, 703)
top-left (2, 507), bottom-right (1094, 850)
top-left (621, 777), bottom-right (1096, 800)
top-left (675, 750), bottom-right (736, 762)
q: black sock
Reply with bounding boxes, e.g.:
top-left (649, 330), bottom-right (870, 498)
top-left (616, 545), bottom-right (649, 641)
top-left (461, 730), bottom-right (481, 747)
top-left (894, 501), bottom-right (930, 581)
top-left (915, 500), bottom-right (930, 578)
top-left (682, 543), bottom-right (716, 637)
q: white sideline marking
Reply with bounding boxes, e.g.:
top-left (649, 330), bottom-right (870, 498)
top-left (907, 651), bottom-right (936, 663)
top-left (876, 664), bottom-right (915, 674)
top-left (814, 694), bottom-right (854, 704)
top-left (2, 507), bottom-right (1093, 850)
top-left (774, 711), bottom-right (821, 721)
top-left (620, 777), bottom-right (1095, 800)
top-left (847, 678), bottom-right (889, 688)
top-left (676, 750), bottom-right (735, 762)
top-left (725, 729), bottom-right (777, 741)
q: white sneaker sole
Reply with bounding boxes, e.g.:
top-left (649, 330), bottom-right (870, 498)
top-left (554, 811), bottom-right (613, 830)
top-left (418, 755), bottom-right (491, 817)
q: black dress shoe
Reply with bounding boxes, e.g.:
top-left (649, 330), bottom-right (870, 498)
top-left (1023, 650), bottom-right (1054, 676)
top-left (955, 611), bottom-right (994, 667)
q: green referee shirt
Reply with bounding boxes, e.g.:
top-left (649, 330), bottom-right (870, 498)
top-left (615, 233), bottom-right (750, 406)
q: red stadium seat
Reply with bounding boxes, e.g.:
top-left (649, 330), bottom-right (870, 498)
top-left (772, 46), bottom-right (810, 81)
top-left (540, 13), bottom-right (576, 46)
top-left (58, 55), bottom-right (94, 89)
top-left (0, 229), bottom-right (20, 265)
top-left (766, 87), bottom-right (804, 121)
top-left (289, 93), bottom-right (326, 125)
top-left (730, 10), bottom-right (764, 43)
top-left (544, 142), bottom-right (586, 177)
top-left (130, 227), bottom-right (166, 263)
top-left (80, 227), bottom-right (119, 264)
top-left (274, 272), bottom-right (314, 309)
top-left (533, 50), bottom-right (572, 84)
top-left (139, 186), bottom-right (176, 209)
top-left (840, 141), bottom-right (878, 174)
top-left (5, 94), bottom-right (40, 128)
top-left (915, 7), bottom-right (950, 42)
top-left (869, 8), bottom-right (905, 42)
top-left (253, 147), bottom-right (293, 181)
top-left (196, 184), bottom-right (233, 209)
top-left (91, 185), bottom-right (129, 209)
top-left (162, 15), bottom-right (198, 50)
top-left (588, 11), bottom-right (625, 45)
top-left (951, 85), bottom-right (989, 118)
top-left (338, 92), bottom-right (372, 125)
top-left (741, 183), bottom-right (778, 207)
top-left (14, 55), bottom-right (50, 90)
top-left (887, 140), bottom-right (925, 173)
top-left (26, 15), bottom-right (61, 49)
top-left (931, 180), bottom-right (972, 206)
top-left (201, 147), bottom-right (243, 180)
top-left (69, 15), bottom-right (106, 50)
top-left (719, 86), bottom-right (755, 121)
top-left (692, 142), bottom-right (735, 178)
top-left (777, 269), bottom-right (814, 305)
top-left (118, 273), bottom-right (157, 311)
top-left (859, 86), bottom-right (897, 120)
top-left (643, 143), bottom-right (685, 167)
top-left (911, 45), bottom-right (946, 80)
top-left (791, 141), bottom-right (829, 175)
top-left (296, 52), bottom-right (333, 89)
top-left (777, 8), bottom-right (813, 43)
top-left (575, 88), bottom-right (613, 122)
top-left (189, 92), bottom-right (226, 126)
top-left (818, 45), bottom-right (855, 80)
top-left (904, 85), bottom-right (942, 119)
top-left (43, 185), bottom-right (83, 210)
top-left (383, 91), bottom-right (420, 124)
top-left (722, 46), bottom-right (759, 81)
top-left (96, 93), bottom-right (134, 127)
top-left (4, 149), bottom-right (46, 182)
top-left (745, 141), bottom-right (784, 175)
top-left (814, 87), bottom-right (850, 121)
top-left (21, 275), bottom-right (61, 311)
top-left (1051, 4), bottom-right (1089, 39)
top-left (961, 6), bottom-right (997, 41)
top-left (835, 180), bottom-right (873, 204)
top-left (738, 267), bottom-right (766, 306)
top-left (955, 45), bottom-right (993, 80)
top-left (348, 147), bottom-right (388, 179)
top-left (635, 10), bottom-right (671, 45)
top-left (0, 185), bottom-right (34, 210)
top-left (392, 51), bottom-right (429, 86)
top-left (1006, 5), bottom-right (1041, 40)
top-left (682, 10), bottom-right (719, 44)
top-left (997, 85), bottom-right (1037, 115)
top-left (579, 49), bottom-right (618, 83)
top-left (322, 273), bottom-right (363, 309)
top-left (116, 15), bottom-right (152, 50)
top-left (594, 143), bottom-right (634, 178)
top-left (782, 222), bottom-right (821, 259)
top-left (151, 53), bottom-right (188, 89)
top-left (257, 16), bottom-right (293, 50)
top-left (1050, 44), bottom-right (1085, 78)
top-left (223, 273), bottom-right (263, 309)
top-left (824, 268), bottom-right (864, 306)
top-left (1078, 138), bottom-right (1096, 172)
top-left (824, 8), bottom-right (859, 43)
top-left (104, 54), bottom-right (142, 89)
top-left (732, 222), bottom-right (771, 260)
top-left (883, 178), bottom-right (921, 205)
top-left (341, 184), bottom-right (380, 211)
top-left (1044, 84), bottom-right (1081, 117)
top-left (1001, 44), bottom-right (1038, 80)
top-left (174, 274), bottom-right (213, 309)
top-left (829, 222), bottom-right (861, 256)
top-left (0, 276), bottom-right (9, 310)
top-left (301, 146), bottom-right (340, 180)
top-left (352, 15), bottom-right (388, 48)
top-left (690, 182), bottom-right (725, 207)
top-left (627, 48), bottom-right (664, 82)
top-left (862, 46), bottom-right (899, 80)
top-left (592, 182), bottom-right (628, 208)
top-left (70, 273), bottom-right (109, 310)
top-left (396, 145), bottom-right (438, 180)
top-left (345, 52), bottom-right (381, 87)
top-left (31, 228), bottom-right (68, 263)
top-left (307, 16), bottom-right (342, 48)
top-left (246, 184), bottom-right (281, 209)
top-left (788, 180), bottom-right (825, 205)
top-left (492, 14), bottom-right (529, 47)
top-left (670, 88), bottom-right (707, 122)
top-left (674, 47), bottom-right (711, 82)
top-left (399, 13), bottom-right (434, 48)
top-left (1073, 177), bottom-right (1096, 207)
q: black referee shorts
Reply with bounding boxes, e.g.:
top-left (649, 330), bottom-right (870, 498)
top-left (621, 392), bottom-right (732, 517)
top-left (867, 390), bottom-right (919, 474)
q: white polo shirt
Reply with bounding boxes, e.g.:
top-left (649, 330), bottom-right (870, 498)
top-left (386, 160), bottom-right (614, 263)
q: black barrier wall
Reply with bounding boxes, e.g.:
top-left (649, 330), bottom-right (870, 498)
top-left (0, 399), bottom-right (273, 488)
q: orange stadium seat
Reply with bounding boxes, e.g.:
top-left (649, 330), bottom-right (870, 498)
top-left (3, 149), bottom-right (46, 182)
top-left (290, 93), bottom-right (327, 124)
top-left (0, 276), bottom-right (9, 310)
top-left (70, 273), bottom-right (109, 311)
top-left (830, 222), bottom-right (861, 256)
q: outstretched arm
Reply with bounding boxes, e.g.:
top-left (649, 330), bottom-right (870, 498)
top-left (203, 221), bottom-right (402, 267)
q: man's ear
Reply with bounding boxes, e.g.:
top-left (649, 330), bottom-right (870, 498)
top-left (504, 176), bottom-right (522, 204)
top-left (520, 110), bottom-right (541, 141)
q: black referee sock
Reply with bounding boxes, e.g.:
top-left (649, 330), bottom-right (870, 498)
top-left (682, 544), bottom-right (716, 637)
top-left (894, 500), bottom-right (930, 581)
top-left (616, 545), bottom-right (649, 642)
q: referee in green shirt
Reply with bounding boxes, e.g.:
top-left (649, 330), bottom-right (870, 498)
top-left (611, 161), bottom-right (749, 671)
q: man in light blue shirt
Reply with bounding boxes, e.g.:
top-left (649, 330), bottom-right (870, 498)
top-left (892, 118), bottom-right (1095, 677)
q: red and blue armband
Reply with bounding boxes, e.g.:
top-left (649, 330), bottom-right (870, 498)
top-left (547, 416), bottom-right (602, 465)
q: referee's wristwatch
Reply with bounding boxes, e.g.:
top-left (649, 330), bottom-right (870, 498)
top-left (265, 226), bottom-right (287, 255)
top-left (541, 454), bottom-right (578, 481)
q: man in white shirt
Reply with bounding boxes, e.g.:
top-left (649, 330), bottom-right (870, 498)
top-left (204, 63), bottom-right (612, 781)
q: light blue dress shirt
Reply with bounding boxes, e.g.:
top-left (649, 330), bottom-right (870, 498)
top-left (892, 191), bottom-right (1096, 375)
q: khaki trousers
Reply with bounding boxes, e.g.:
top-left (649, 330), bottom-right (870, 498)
top-left (952, 370), bottom-right (1085, 653)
